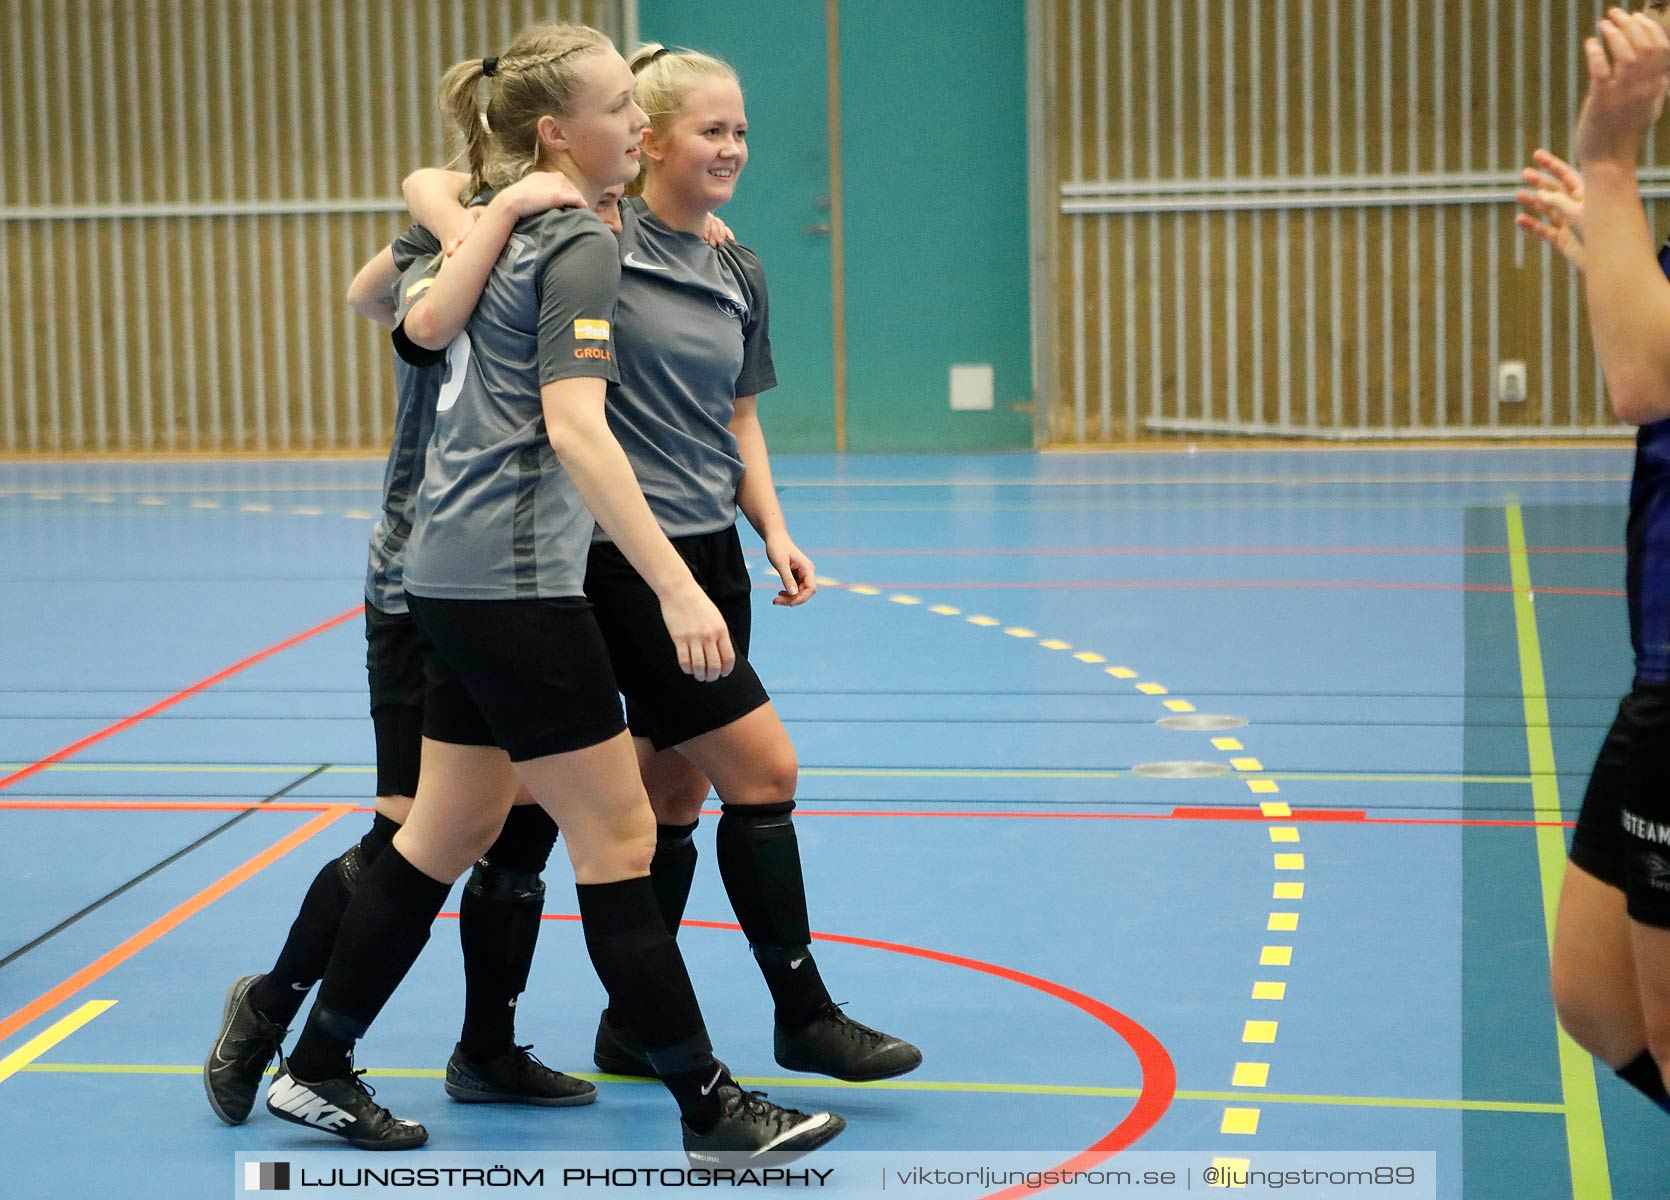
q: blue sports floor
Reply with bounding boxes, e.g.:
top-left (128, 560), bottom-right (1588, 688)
top-left (0, 447), bottom-right (1655, 1198)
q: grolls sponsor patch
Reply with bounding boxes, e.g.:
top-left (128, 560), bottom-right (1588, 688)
top-left (573, 319), bottom-right (611, 341)
top-left (573, 346), bottom-right (612, 361)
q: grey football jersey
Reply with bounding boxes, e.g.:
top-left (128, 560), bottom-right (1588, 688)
top-left (403, 206), bottom-right (622, 600)
top-left (364, 225), bottom-right (444, 614)
top-left (599, 200), bottom-right (776, 540)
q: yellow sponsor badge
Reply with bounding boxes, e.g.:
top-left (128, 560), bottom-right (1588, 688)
top-left (573, 319), bottom-right (611, 341)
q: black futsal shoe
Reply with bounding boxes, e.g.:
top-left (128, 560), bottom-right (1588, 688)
top-left (265, 1062), bottom-right (428, 1150)
top-left (774, 1003), bottom-right (923, 1082)
top-left (591, 1008), bottom-right (656, 1077)
top-left (683, 1083), bottom-right (846, 1164)
top-left (444, 1042), bottom-right (598, 1106)
top-left (204, 974), bottom-right (288, 1125)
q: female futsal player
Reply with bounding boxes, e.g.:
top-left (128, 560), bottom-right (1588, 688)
top-left (264, 23), bottom-right (844, 1161)
top-left (402, 43), bottom-right (921, 1085)
top-left (1515, 4), bottom-right (1670, 1115)
top-left (204, 175), bottom-right (611, 1129)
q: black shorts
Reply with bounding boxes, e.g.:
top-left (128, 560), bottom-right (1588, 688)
top-left (404, 594), bottom-right (627, 761)
top-left (1571, 684), bottom-right (1670, 928)
top-left (585, 525), bottom-right (770, 751)
top-left (365, 602), bottom-right (426, 799)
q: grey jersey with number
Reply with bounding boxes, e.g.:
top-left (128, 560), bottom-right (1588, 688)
top-left (363, 226), bottom-right (444, 614)
top-left (403, 206), bottom-right (622, 600)
top-left (599, 199), bottom-right (776, 541)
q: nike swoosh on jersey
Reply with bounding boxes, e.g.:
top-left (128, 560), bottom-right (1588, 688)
top-left (623, 252), bottom-right (672, 272)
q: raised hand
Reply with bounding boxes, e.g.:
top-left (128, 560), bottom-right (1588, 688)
top-left (1574, 8), bottom-right (1670, 169)
top-left (1515, 149), bottom-right (1587, 271)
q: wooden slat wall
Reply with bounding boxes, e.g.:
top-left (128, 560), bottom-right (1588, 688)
top-left (1040, 0), bottom-right (1667, 444)
top-left (0, 0), bottom-right (617, 454)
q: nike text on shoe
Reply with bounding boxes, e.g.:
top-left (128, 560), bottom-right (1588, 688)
top-left (682, 1084), bottom-right (845, 1166)
top-left (774, 1002), bottom-right (923, 1082)
top-left (444, 1043), bottom-right (597, 1107)
top-left (266, 1063), bottom-right (428, 1150)
top-left (591, 1008), bottom-right (655, 1078)
top-left (204, 974), bottom-right (288, 1125)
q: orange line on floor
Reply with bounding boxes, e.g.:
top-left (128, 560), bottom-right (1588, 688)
top-left (0, 805), bottom-right (356, 1047)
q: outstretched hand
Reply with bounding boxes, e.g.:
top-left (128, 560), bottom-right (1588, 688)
top-left (1515, 149), bottom-right (1587, 271)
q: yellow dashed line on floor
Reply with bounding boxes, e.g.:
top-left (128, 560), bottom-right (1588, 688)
top-left (1242, 1021), bottom-right (1279, 1044)
top-left (1136, 681), bottom-right (1168, 695)
top-left (1273, 882), bottom-right (1305, 900)
top-left (1268, 827), bottom-right (1300, 843)
top-left (1274, 854), bottom-right (1305, 870)
top-left (1260, 947), bottom-right (1293, 967)
top-left (1259, 801), bottom-right (1291, 818)
top-left (928, 604), bottom-right (961, 615)
top-left (1247, 779), bottom-right (1281, 795)
top-left (1220, 1108), bottom-right (1261, 1136)
top-left (1213, 737), bottom-right (1244, 751)
top-left (1267, 913), bottom-right (1300, 932)
top-left (1003, 626), bottom-right (1037, 638)
top-left (889, 594), bottom-right (922, 605)
top-left (966, 615), bottom-right (1000, 627)
top-left (1231, 757), bottom-right (1264, 772)
top-left (1074, 651), bottom-right (1106, 663)
top-left (1232, 1063), bottom-right (1270, 1089)
top-left (1039, 638), bottom-right (1072, 650)
top-left (847, 585), bottom-right (881, 596)
top-left (1251, 981), bottom-right (1287, 1001)
top-left (1164, 699), bottom-right (1197, 712)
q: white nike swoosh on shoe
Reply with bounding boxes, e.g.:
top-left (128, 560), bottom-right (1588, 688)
top-left (290, 982), bottom-right (310, 991)
top-left (624, 252), bottom-right (671, 272)
top-left (788, 956), bottom-right (807, 970)
top-left (700, 1067), bottom-right (724, 1096)
top-left (759, 1111), bottom-right (834, 1153)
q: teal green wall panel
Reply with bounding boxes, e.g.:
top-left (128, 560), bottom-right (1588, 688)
top-left (631, 1), bottom-right (1032, 452)
top-left (838, 0), bottom-right (1033, 451)
top-left (636, 0), bottom-right (838, 450)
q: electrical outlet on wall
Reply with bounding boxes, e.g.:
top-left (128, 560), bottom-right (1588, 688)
top-left (1497, 361), bottom-right (1528, 404)
top-left (949, 364), bottom-right (995, 411)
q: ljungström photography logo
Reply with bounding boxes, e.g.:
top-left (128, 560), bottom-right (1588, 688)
top-left (243, 1161), bottom-right (291, 1192)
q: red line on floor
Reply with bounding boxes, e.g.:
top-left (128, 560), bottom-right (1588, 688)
top-left (440, 913), bottom-right (1175, 1182)
top-left (1171, 806), bottom-right (1367, 822)
top-left (0, 604), bottom-right (365, 796)
top-left (0, 805), bottom-right (356, 1047)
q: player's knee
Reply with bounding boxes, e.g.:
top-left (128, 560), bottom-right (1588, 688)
top-left (649, 771), bottom-right (710, 823)
top-left (740, 747), bottom-right (797, 807)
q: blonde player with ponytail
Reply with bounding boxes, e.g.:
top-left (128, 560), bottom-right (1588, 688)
top-left (406, 42), bottom-right (921, 1087)
top-left (266, 23), bottom-right (845, 1162)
